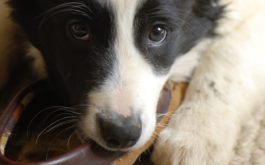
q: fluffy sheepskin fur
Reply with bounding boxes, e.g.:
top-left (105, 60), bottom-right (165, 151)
top-left (0, 0), bottom-right (265, 164)
top-left (231, 103), bottom-right (265, 165)
top-left (152, 0), bottom-right (265, 164)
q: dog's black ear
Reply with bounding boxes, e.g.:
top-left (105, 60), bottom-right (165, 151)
top-left (8, 0), bottom-right (42, 47)
top-left (8, 0), bottom-right (37, 27)
top-left (193, 0), bottom-right (225, 21)
top-left (192, 0), bottom-right (225, 36)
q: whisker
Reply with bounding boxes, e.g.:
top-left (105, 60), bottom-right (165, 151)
top-left (45, 125), bottom-right (77, 160)
top-left (156, 113), bottom-right (168, 119)
top-left (27, 106), bottom-right (80, 137)
top-left (66, 131), bottom-right (76, 150)
top-left (43, 111), bottom-right (79, 123)
top-left (35, 118), bottom-right (78, 143)
top-left (27, 106), bottom-right (62, 137)
top-left (44, 118), bottom-right (78, 134)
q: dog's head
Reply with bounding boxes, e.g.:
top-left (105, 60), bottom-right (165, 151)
top-left (9, 0), bottom-right (223, 151)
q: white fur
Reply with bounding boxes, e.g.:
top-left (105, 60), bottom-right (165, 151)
top-left (152, 0), bottom-right (265, 164)
top-left (25, 45), bottom-right (46, 79)
top-left (81, 0), bottom-right (168, 151)
top-left (231, 103), bottom-right (265, 164)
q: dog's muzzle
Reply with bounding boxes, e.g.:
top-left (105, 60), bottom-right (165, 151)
top-left (96, 111), bottom-right (142, 149)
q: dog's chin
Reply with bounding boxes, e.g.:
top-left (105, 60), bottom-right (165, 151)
top-left (80, 123), bottom-right (155, 152)
top-left (82, 135), bottom-right (136, 152)
top-left (85, 133), bottom-right (148, 152)
top-left (79, 104), bottom-right (157, 152)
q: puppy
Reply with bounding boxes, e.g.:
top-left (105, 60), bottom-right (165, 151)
top-left (1, 0), bottom-right (265, 164)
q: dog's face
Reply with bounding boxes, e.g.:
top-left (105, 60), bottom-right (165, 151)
top-left (10, 0), bottom-right (223, 151)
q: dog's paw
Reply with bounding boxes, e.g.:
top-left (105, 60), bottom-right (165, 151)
top-left (151, 118), bottom-right (231, 165)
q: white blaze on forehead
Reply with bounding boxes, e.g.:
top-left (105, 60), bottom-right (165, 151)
top-left (110, 0), bottom-right (142, 57)
top-left (107, 0), bottom-right (160, 117)
top-left (85, 0), bottom-right (170, 150)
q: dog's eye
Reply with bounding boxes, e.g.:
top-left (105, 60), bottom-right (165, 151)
top-left (70, 22), bottom-right (90, 40)
top-left (148, 25), bottom-right (167, 46)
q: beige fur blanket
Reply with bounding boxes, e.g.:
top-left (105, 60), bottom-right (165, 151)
top-left (231, 103), bottom-right (265, 165)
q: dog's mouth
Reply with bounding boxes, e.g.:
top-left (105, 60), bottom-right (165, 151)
top-left (79, 82), bottom-right (177, 152)
top-left (79, 100), bottom-right (158, 152)
top-left (79, 112), bottom-right (147, 152)
top-left (1, 80), bottom-right (185, 163)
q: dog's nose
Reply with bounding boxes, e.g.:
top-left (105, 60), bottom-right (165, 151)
top-left (97, 112), bottom-right (142, 149)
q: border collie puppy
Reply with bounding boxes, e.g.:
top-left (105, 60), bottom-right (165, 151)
top-left (1, 0), bottom-right (265, 164)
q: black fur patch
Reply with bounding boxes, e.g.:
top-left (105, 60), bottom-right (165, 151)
top-left (134, 0), bottom-right (224, 74)
top-left (9, 0), bottom-right (225, 104)
top-left (9, 0), bottom-right (116, 105)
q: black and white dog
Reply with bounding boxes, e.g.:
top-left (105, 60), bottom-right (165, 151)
top-left (1, 0), bottom-right (265, 164)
